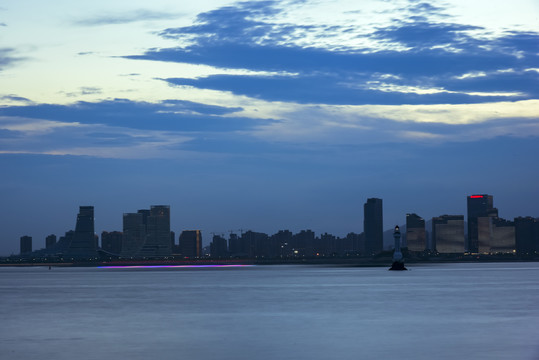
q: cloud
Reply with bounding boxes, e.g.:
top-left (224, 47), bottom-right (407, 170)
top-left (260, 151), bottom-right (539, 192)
top-left (0, 116), bottom-right (194, 159)
top-left (0, 48), bottom-right (23, 71)
top-left (124, 0), bottom-right (538, 107)
top-left (76, 9), bottom-right (183, 26)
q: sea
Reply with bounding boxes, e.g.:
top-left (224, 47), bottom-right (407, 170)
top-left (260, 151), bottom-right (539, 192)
top-left (1, 262), bottom-right (538, 360)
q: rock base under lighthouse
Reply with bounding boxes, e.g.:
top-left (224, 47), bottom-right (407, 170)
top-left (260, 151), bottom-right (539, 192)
top-left (389, 261), bottom-right (407, 271)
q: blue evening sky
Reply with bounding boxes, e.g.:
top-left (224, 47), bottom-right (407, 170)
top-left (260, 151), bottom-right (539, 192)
top-left (1, 0), bottom-right (538, 254)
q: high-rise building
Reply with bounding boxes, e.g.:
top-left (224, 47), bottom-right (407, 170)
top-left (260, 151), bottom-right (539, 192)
top-left (121, 212), bottom-right (146, 257)
top-left (20, 235), bottom-right (32, 254)
top-left (101, 231), bottom-right (123, 255)
top-left (179, 230), bottom-right (202, 258)
top-left (67, 206), bottom-right (96, 256)
top-left (364, 198), bottom-right (383, 255)
top-left (210, 234), bottom-right (228, 258)
top-left (406, 213), bottom-right (426, 252)
top-left (432, 215), bottom-right (465, 253)
top-left (467, 194), bottom-right (498, 253)
top-left (515, 217), bottom-right (538, 255)
top-left (45, 234), bottom-right (57, 249)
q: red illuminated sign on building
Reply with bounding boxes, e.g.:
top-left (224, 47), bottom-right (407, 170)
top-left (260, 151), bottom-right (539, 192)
top-left (469, 195), bottom-right (484, 198)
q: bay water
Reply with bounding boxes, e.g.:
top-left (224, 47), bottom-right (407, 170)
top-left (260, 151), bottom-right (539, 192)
top-left (1, 262), bottom-right (538, 359)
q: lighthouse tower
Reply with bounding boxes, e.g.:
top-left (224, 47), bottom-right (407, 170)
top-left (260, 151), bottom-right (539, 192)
top-left (389, 225), bottom-right (407, 270)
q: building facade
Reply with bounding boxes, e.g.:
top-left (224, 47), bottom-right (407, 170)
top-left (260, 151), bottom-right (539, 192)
top-left (406, 213), bottom-right (426, 252)
top-left (432, 215), bottom-right (465, 254)
top-left (467, 194), bottom-right (498, 253)
top-left (364, 198), bottom-right (383, 255)
top-left (179, 230), bottom-right (202, 258)
top-left (20, 235), bottom-right (32, 254)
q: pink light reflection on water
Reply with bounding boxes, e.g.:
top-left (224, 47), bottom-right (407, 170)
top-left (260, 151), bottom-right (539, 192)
top-left (97, 264), bottom-right (254, 269)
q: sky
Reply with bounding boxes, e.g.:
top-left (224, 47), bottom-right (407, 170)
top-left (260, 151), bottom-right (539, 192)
top-left (1, 0), bottom-right (538, 255)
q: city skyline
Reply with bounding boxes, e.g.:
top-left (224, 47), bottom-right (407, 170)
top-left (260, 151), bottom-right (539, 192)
top-left (7, 193), bottom-right (538, 257)
top-left (1, 0), bottom-right (538, 255)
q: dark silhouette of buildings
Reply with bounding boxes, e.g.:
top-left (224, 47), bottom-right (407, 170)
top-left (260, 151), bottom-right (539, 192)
top-left (67, 206), bottom-right (97, 257)
top-left (406, 213), bottom-right (426, 252)
top-left (364, 198), bottom-right (383, 255)
top-left (179, 230), bottom-right (202, 258)
top-left (121, 212), bottom-right (146, 257)
top-left (101, 231), bottom-right (122, 254)
top-left (467, 194), bottom-right (498, 253)
top-left (432, 215), bottom-right (465, 253)
top-left (210, 234), bottom-right (228, 258)
top-left (121, 205), bottom-right (171, 257)
top-left (45, 234), bottom-right (56, 249)
top-left (515, 217), bottom-right (539, 255)
top-left (20, 236), bottom-right (32, 254)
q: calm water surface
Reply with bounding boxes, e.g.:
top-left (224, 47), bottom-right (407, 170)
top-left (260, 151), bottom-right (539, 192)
top-left (1, 262), bottom-right (538, 360)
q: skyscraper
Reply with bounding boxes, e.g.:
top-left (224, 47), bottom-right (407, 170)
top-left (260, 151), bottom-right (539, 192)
top-left (432, 215), bottom-right (465, 253)
top-left (514, 217), bottom-right (537, 255)
top-left (67, 206), bottom-right (96, 256)
top-left (45, 234), bottom-right (57, 249)
top-left (364, 198), bottom-right (383, 255)
top-left (179, 230), bottom-right (202, 258)
top-left (20, 235), bottom-right (32, 254)
top-left (467, 194), bottom-right (498, 253)
top-left (406, 213), bottom-right (426, 252)
top-left (121, 212), bottom-right (146, 257)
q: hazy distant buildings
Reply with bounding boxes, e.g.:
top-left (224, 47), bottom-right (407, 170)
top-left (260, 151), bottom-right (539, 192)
top-left (121, 206), bottom-right (171, 258)
top-left (121, 213), bottom-right (146, 257)
top-left (467, 195), bottom-right (498, 253)
top-left (45, 234), bottom-right (56, 250)
top-left (406, 213), bottom-right (426, 252)
top-left (101, 231), bottom-right (122, 254)
top-left (66, 206), bottom-right (97, 257)
top-left (364, 198), bottom-right (383, 255)
top-left (210, 234), bottom-right (228, 258)
top-left (20, 236), bottom-right (32, 254)
top-left (515, 217), bottom-right (538, 255)
top-left (179, 230), bottom-right (202, 258)
top-left (432, 215), bottom-right (465, 253)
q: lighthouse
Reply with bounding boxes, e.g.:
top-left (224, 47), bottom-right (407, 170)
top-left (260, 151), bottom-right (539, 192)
top-left (389, 225), bottom-right (407, 270)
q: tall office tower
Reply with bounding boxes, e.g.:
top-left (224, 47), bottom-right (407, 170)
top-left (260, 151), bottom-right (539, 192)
top-left (68, 206), bottom-right (96, 256)
top-left (101, 231), bottom-right (123, 254)
top-left (179, 230), bottom-right (202, 258)
top-left (20, 235), bottom-right (32, 254)
top-left (364, 198), bottom-right (383, 255)
top-left (515, 217), bottom-right (537, 255)
top-left (121, 213), bottom-right (146, 257)
top-left (467, 194), bottom-right (498, 253)
top-left (45, 234), bottom-right (57, 249)
top-left (432, 215), bottom-right (465, 253)
top-left (210, 234), bottom-right (228, 258)
top-left (228, 233), bottom-right (242, 257)
top-left (140, 205), bottom-right (171, 257)
top-left (406, 213), bottom-right (426, 252)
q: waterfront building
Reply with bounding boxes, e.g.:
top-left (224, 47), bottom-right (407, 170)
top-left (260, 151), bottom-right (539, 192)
top-left (432, 215), bottom-right (465, 254)
top-left (137, 205), bottom-right (172, 257)
top-left (514, 217), bottom-right (538, 255)
top-left (45, 234), bottom-right (57, 249)
top-left (406, 213), bottom-right (426, 252)
top-left (467, 194), bottom-right (498, 253)
top-left (121, 212), bottom-right (146, 257)
top-left (101, 231), bottom-right (123, 255)
top-left (210, 234), bottom-right (228, 258)
top-left (364, 198), bottom-right (383, 255)
top-left (67, 206), bottom-right (96, 256)
top-left (179, 230), bottom-right (202, 258)
top-left (20, 235), bottom-right (32, 254)
top-left (489, 218), bottom-right (515, 254)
